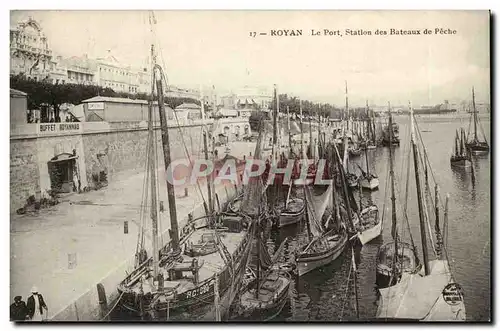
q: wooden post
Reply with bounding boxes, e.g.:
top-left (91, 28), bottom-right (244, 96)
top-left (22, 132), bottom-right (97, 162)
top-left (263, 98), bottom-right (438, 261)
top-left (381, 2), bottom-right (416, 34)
top-left (351, 246), bottom-right (359, 319)
top-left (97, 283), bottom-right (108, 321)
top-left (214, 274), bottom-right (221, 321)
top-left (443, 194), bottom-right (450, 249)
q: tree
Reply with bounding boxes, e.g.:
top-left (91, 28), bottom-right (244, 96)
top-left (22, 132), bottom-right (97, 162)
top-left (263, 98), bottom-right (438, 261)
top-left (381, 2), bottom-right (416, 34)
top-left (10, 75), bottom-right (201, 120)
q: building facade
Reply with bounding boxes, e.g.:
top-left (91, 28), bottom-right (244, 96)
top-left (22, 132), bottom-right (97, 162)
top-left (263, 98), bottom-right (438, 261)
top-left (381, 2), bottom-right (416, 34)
top-left (234, 86), bottom-right (272, 110)
top-left (10, 17), bottom-right (54, 81)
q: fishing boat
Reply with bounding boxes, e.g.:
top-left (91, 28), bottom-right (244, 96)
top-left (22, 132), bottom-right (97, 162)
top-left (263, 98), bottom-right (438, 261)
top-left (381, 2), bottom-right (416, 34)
top-left (450, 128), bottom-right (472, 168)
top-left (295, 143), bottom-right (354, 277)
top-left (234, 118), bottom-right (291, 321)
top-left (276, 197), bottom-right (305, 228)
top-left (116, 28), bottom-right (253, 320)
top-left (366, 102), bottom-right (377, 149)
top-left (466, 87), bottom-right (489, 154)
top-left (381, 106), bottom-right (400, 147)
top-left (235, 219), bottom-right (291, 321)
top-left (376, 103), bottom-right (420, 289)
top-left (358, 147), bottom-right (379, 190)
top-left (357, 205), bottom-right (381, 245)
top-left (376, 104), bottom-right (466, 321)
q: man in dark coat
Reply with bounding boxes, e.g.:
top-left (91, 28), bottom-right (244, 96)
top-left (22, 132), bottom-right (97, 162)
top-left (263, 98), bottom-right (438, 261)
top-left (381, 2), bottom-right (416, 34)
top-left (26, 287), bottom-right (48, 321)
top-left (10, 296), bottom-right (28, 321)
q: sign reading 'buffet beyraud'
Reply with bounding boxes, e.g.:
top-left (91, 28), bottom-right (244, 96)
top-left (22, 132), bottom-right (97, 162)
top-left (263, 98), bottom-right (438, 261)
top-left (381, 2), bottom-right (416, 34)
top-left (37, 123), bottom-right (82, 135)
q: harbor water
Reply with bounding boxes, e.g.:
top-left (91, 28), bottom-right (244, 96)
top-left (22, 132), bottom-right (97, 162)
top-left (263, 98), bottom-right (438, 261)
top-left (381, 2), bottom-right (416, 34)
top-left (267, 114), bottom-right (491, 322)
top-left (111, 115), bottom-right (490, 322)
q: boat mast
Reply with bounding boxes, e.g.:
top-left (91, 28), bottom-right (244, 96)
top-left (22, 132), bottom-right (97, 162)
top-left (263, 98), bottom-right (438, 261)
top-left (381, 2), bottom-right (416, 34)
top-left (272, 84), bottom-right (279, 163)
top-left (308, 107), bottom-right (313, 159)
top-left (287, 106), bottom-right (292, 157)
top-left (318, 105), bottom-right (322, 156)
top-left (345, 81), bottom-right (349, 132)
top-left (255, 216), bottom-right (261, 299)
top-left (410, 104), bottom-right (430, 276)
top-left (364, 142), bottom-right (370, 178)
top-left (149, 44), bottom-right (159, 280)
top-left (388, 103), bottom-right (398, 252)
top-left (155, 67), bottom-right (182, 258)
top-left (343, 83), bottom-right (349, 171)
top-left (201, 89), bottom-right (214, 218)
top-left (300, 99), bottom-right (304, 157)
top-left (472, 87), bottom-right (478, 141)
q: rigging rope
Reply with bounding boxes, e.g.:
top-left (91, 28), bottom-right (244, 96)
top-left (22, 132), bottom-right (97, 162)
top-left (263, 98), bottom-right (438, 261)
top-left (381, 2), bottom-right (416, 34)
top-left (339, 253), bottom-right (353, 321)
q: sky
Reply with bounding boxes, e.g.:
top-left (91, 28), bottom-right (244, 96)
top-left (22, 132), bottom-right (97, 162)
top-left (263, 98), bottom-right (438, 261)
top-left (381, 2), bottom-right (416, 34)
top-left (10, 10), bottom-right (490, 107)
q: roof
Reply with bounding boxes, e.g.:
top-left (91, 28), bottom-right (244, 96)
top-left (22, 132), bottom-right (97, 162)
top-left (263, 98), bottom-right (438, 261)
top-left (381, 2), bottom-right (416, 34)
top-left (175, 103), bottom-right (201, 110)
top-left (217, 109), bottom-right (238, 117)
top-left (81, 96), bottom-right (174, 110)
top-left (82, 96), bottom-right (148, 104)
top-left (10, 88), bottom-right (27, 97)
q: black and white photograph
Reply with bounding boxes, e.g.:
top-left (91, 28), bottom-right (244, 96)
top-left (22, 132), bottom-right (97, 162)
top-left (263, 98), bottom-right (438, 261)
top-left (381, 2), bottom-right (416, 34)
top-left (8, 10), bottom-right (491, 322)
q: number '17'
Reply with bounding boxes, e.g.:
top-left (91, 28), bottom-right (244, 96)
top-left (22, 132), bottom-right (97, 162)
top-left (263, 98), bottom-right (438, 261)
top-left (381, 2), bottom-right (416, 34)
top-left (249, 31), bottom-right (256, 37)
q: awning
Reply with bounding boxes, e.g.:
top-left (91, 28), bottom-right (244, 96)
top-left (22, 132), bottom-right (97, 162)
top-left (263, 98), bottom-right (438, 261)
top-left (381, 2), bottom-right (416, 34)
top-left (49, 153), bottom-right (78, 163)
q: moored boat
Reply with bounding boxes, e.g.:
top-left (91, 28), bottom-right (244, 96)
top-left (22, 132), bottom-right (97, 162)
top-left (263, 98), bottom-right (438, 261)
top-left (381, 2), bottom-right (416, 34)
top-left (358, 146), bottom-right (379, 190)
top-left (450, 128), bottom-right (472, 168)
top-left (276, 197), bottom-right (305, 228)
top-left (375, 103), bottom-right (466, 321)
top-left (466, 87), bottom-right (489, 154)
top-left (357, 205), bottom-right (381, 245)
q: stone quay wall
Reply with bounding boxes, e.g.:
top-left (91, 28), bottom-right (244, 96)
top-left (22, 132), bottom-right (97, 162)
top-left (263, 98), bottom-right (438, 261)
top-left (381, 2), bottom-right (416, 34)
top-left (10, 118), bottom-right (250, 213)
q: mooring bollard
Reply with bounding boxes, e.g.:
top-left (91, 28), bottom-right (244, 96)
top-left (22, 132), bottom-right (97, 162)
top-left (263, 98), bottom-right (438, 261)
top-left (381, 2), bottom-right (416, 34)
top-left (124, 221), bottom-right (129, 234)
top-left (97, 283), bottom-right (108, 321)
top-left (185, 187), bottom-right (189, 197)
top-left (68, 253), bottom-right (77, 269)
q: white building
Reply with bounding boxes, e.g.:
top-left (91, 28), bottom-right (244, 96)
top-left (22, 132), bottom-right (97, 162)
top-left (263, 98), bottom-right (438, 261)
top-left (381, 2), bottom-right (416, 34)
top-left (234, 86), bottom-right (273, 110)
top-left (10, 17), bottom-right (55, 81)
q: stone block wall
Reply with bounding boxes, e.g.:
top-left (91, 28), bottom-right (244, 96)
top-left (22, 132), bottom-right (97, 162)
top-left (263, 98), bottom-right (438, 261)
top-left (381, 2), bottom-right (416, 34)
top-left (81, 124), bottom-right (206, 188)
top-left (10, 138), bottom-right (40, 212)
top-left (10, 118), bottom-right (247, 212)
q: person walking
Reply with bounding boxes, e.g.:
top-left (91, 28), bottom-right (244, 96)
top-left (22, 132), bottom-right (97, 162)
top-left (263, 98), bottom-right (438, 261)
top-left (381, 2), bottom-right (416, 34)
top-left (10, 296), bottom-right (28, 321)
top-left (26, 287), bottom-right (48, 321)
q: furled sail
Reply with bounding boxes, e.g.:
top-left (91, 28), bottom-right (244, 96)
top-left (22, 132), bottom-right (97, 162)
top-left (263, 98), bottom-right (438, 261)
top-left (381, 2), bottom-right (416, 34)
top-left (377, 260), bottom-right (465, 321)
top-left (240, 118), bottom-right (266, 217)
top-left (303, 182), bottom-right (333, 238)
top-left (248, 235), bottom-right (273, 272)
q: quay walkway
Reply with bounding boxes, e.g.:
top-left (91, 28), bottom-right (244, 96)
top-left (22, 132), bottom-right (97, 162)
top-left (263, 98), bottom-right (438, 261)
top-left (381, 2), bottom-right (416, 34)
top-left (10, 167), bottom-right (243, 321)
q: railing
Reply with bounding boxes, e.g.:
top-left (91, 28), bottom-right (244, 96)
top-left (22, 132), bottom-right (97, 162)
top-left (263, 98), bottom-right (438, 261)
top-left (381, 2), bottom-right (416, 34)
top-left (10, 117), bottom-right (252, 139)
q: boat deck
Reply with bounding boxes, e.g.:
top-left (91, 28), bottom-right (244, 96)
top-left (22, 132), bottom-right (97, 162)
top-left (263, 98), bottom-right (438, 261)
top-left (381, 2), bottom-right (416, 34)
top-left (240, 272), bottom-right (289, 307)
top-left (129, 227), bottom-right (247, 295)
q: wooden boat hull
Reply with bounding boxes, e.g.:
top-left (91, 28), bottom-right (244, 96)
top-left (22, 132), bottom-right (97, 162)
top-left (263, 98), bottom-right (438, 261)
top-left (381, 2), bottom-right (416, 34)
top-left (466, 141), bottom-right (489, 154)
top-left (381, 139), bottom-right (400, 147)
top-left (117, 219), bottom-right (253, 321)
top-left (359, 177), bottom-right (380, 190)
top-left (278, 199), bottom-right (305, 228)
top-left (450, 157), bottom-right (471, 168)
top-left (235, 273), bottom-right (291, 321)
top-left (375, 242), bottom-right (421, 289)
top-left (296, 232), bottom-right (348, 277)
top-left (349, 149), bottom-right (362, 157)
top-left (358, 221), bottom-right (382, 245)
